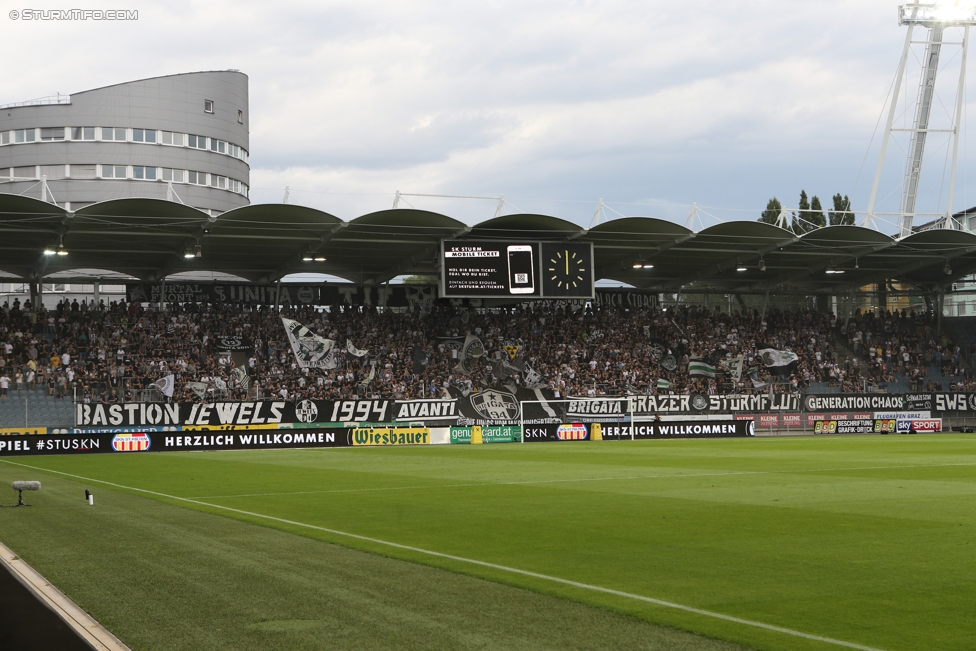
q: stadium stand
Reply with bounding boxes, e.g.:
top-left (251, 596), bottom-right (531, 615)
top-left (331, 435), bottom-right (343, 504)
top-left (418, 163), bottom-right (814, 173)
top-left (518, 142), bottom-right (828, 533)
top-left (1, 294), bottom-right (971, 425)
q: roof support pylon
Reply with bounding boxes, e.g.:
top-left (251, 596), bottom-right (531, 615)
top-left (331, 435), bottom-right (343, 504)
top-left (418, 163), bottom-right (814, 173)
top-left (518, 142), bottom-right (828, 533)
top-left (494, 195), bottom-right (505, 218)
top-left (589, 198), bottom-right (606, 228)
top-left (684, 203), bottom-right (699, 230)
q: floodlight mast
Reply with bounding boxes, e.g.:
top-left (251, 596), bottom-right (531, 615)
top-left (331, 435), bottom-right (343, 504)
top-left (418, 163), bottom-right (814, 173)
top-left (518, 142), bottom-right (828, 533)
top-left (865, 3), bottom-right (976, 237)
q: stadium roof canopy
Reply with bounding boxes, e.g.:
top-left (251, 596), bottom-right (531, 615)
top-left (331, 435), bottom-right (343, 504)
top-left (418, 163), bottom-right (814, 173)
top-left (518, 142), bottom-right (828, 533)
top-left (2, 194), bottom-right (976, 294)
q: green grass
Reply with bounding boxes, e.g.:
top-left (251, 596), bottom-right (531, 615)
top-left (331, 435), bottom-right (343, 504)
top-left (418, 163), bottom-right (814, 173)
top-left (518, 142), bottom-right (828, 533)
top-left (2, 435), bottom-right (975, 651)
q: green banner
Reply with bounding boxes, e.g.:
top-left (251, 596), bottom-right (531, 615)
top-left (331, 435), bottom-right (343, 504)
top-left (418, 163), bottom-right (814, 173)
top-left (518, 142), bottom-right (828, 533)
top-left (450, 426), bottom-right (521, 444)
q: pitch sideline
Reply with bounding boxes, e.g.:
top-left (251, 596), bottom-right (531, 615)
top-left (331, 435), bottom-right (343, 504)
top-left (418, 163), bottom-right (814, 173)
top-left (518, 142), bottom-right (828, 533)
top-left (0, 458), bottom-right (887, 651)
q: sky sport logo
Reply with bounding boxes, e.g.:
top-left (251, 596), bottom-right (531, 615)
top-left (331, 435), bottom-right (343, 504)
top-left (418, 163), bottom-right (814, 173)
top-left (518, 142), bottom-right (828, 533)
top-left (9, 9), bottom-right (138, 20)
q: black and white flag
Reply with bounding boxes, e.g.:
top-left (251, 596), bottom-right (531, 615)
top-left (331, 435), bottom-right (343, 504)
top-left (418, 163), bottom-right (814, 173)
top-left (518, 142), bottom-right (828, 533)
top-left (757, 346), bottom-right (799, 377)
top-left (282, 317), bottom-right (335, 368)
top-left (215, 335), bottom-right (252, 351)
top-left (153, 374), bottom-right (175, 398)
top-left (359, 364), bottom-right (376, 388)
top-left (187, 381), bottom-right (209, 399)
top-left (758, 347), bottom-right (799, 367)
top-left (523, 363), bottom-right (544, 389)
top-left (232, 366), bottom-right (250, 390)
top-left (346, 339), bottom-right (369, 357)
top-left (461, 334), bottom-right (485, 360)
top-left (723, 355), bottom-right (745, 382)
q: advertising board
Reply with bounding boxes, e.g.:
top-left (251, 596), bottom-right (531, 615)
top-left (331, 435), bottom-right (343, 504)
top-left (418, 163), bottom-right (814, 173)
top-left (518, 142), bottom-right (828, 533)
top-left (895, 419), bottom-right (942, 433)
top-left (440, 240), bottom-right (594, 299)
top-left (813, 419), bottom-right (897, 434)
top-left (589, 421), bottom-right (753, 440)
top-left (0, 429), bottom-right (350, 456)
top-left (350, 427), bottom-right (430, 446)
top-left (75, 399), bottom-right (393, 428)
top-left (449, 426), bottom-right (520, 444)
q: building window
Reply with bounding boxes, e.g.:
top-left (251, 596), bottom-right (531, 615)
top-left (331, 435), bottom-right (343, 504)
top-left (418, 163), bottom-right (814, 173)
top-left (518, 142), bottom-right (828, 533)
top-left (14, 129), bottom-right (35, 143)
top-left (161, 168), bottom-right (185, 183)
top-left (161, 131), bottom-right (185, 146)
top-left (210, 138), bottom-right (218, 152)
top-left (1, 132), bottom-right (8, 145)
top-left (39, 164), bottom-right (66, 179)
top-left (40, 127), bottom-right (65, 141)
top-left (71, 127), bottom-right (96, 140)
top-left (102, 165), bottom-right (126, 179)
top-left (70, 164), bottom-right (97, 179)
top-left (132, 129), bottom-right (157, 143)
top-left (133, 165), bottom-right (157, 180)
top-left (101, 127), bottom-right (126, 141)
top-left (238, 109), bottom-right (243, 124)
top-left (187, 170), bottom-right (207, 185)
top-left (13, 166), bottom-right (37, 179)
top-left (188, 134), bottom-right (207, 149)
top-left (204, 99), bottom-right (214, 113)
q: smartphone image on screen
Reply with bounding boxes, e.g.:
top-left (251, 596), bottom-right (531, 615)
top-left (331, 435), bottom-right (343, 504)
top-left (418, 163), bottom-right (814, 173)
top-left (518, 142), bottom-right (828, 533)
top-left (507, 245), bottom-right (535, 294)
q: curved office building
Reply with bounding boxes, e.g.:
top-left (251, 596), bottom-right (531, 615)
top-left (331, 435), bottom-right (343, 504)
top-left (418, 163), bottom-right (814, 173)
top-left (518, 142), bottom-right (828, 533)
top-left (0, 70), bottom-right (249, 215)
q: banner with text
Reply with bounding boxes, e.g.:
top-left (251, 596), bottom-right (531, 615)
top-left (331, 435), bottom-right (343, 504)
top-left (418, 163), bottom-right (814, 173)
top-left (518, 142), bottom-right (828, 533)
top-left (75, 399), bottom-right (393, 428)
top-left (0, 429), bottom-right (350, 457)
top-left (593, 420), bottom-right (753, 440)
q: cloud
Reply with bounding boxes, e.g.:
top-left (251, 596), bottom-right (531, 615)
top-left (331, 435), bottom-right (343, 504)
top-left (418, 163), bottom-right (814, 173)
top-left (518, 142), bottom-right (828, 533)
top-left (1, 0), bottom-right (967, 231)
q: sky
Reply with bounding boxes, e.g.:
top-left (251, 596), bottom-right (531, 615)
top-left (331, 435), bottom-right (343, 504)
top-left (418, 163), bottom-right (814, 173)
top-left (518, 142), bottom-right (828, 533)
top-left (3, 0), bottom-right (975, 233)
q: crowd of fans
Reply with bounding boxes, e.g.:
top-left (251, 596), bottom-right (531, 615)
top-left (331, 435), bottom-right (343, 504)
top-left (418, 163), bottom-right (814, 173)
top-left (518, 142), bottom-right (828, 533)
top-left (0, 294), bottom-right (971, 405)
top-left (843, 308), bottom-right (976, 392)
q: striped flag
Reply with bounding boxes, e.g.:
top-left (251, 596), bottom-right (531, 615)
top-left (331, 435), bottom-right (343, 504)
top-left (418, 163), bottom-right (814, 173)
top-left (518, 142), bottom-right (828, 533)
top-left (688, 360), bottom-right (718, 378)
top-left (657, 379), bottom-right (671, 389)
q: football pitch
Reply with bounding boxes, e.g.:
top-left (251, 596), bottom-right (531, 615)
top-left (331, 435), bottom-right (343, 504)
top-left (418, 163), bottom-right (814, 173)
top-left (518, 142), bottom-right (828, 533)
top-left (1, 434), bottom-right (975, 651)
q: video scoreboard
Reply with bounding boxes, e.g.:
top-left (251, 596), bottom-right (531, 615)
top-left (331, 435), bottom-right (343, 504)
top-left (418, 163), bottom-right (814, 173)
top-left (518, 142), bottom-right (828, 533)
top-left (440, 240), bottom-right (594, 299)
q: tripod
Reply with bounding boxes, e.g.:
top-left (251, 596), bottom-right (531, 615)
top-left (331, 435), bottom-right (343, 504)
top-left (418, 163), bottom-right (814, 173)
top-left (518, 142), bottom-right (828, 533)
top-left (14, 489), bottom-right (31, 507)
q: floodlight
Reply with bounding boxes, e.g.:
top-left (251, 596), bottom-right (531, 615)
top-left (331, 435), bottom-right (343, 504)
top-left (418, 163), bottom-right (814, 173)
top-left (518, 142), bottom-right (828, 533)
top-left (736, 266), bottom-right (747, 271)
top-left (303, 255), bottom-right (314, 262)
top-left (899, 3), bottom-right (976, 26)
top-left (642, 264), bottom-right (653, 269)
top-left (314, 256), bottom-right (326, 262)
top-left (632, 263), bottom-right (642, 268)
top-left (945, 261), bottom-right (953, 274)
top-left (759, 258), bottom-right (766, 272)
top-left (47, 235), bottom-right (68, 256)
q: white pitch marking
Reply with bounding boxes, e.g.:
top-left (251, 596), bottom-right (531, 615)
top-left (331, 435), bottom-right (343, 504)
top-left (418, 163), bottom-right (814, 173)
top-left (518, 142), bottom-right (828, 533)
top-left (0, 458), bottom-right (889, 651)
